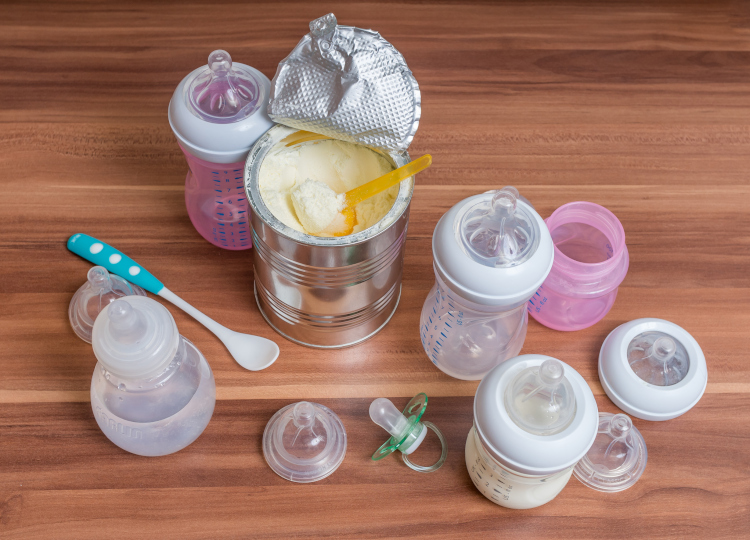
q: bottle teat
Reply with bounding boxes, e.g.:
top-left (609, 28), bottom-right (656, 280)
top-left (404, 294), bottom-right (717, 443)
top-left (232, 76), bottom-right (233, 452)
top-left (627, 331), bottom-right (690, 386)
top-left (505, 359), bottom-right (577, 436)
top-left (370, 393), bottom-right (447, 473)
top-left (186, 50), bottom-right (263, 124)
top-left (68, 266), bottom-right (147, 343)
top-left (91, 296), bottom-right (179, 379)
top-left (459, 186), bottom-right (539, 268)
top-left (573, 412), bottom-right (647, 492)
top-left (262, 401), bottom-right (347, 483)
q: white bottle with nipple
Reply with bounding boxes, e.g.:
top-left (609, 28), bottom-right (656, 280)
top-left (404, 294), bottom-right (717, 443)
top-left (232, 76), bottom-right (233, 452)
top-left (90, 296), bottom-right (216, 456)
top-left (420, 187), bottom-right (554, 380)
top-left (465, 354), bottom-right (598, 509)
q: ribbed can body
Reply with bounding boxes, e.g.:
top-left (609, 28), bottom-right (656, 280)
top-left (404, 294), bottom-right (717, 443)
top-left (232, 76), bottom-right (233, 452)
top-left (245, 126), bottom-right (414, 348)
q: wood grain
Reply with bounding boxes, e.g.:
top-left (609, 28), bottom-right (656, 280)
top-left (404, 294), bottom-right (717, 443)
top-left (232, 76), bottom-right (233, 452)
top-left (1, 1), bottom-right (749, 538)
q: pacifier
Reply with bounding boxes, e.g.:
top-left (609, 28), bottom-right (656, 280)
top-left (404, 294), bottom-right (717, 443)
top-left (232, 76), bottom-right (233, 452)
top-left (69, 266), bottom-right (147, 343)
top-left (369, 393), bottom-right (447, 473)
top-left (262, 401), bottom-right (347, 483)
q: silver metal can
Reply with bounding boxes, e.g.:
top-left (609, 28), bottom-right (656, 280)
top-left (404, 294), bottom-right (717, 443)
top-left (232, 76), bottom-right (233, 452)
top-left (244, 125), bottom-right (414, 348)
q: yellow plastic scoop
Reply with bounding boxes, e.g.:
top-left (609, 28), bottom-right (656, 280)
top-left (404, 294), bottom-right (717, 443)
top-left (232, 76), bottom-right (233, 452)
top-left (291, 154), bottom-right (432, 237)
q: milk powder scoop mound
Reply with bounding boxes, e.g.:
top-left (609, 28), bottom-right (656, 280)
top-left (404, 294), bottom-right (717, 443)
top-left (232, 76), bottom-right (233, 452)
top-left (268, 13), bottom-right (421, 153)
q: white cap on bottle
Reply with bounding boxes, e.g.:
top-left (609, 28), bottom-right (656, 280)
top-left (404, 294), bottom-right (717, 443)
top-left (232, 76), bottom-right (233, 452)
top-left (599, 318), bottom-right (707, 421)
top-left (473, 354), bottom-right (599, 476)
top-left (92, 296), bottom-right (179, 379)
top-left (432, 187), bottom-right (554, 308)
top-left (168, 50), bottom-right (275, 164)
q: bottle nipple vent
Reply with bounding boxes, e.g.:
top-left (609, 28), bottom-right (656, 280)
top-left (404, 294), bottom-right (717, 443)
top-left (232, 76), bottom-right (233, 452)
top-left (458, 186), bottom-right (539, 268)
top-left (627, 331), bottom-right (689, 387)
top-left (68, 266), bottom-right (146, 343)
top-left (505, 359), bottom-right (577, 436)
top-left (187, 49), bottom-right (262, 124)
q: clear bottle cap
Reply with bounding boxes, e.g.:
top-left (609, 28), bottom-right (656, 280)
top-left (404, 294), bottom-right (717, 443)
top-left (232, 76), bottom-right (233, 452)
top-left (627, 331), bottom-right (690, 386)
top-left (574, 412), bottom-right (647, 492)
top-left (504, 359), bottom-right (577, 435)
top-left (262, 401), bottom-right (347, 483)
top-left (91, 296), bottom-right (179, 379)
top-left (459, 186), bottom-right (540, 268)
top-left (186, 50), bottom-right (263, 124)
top-left (69, 266), bottom-right (147, 343)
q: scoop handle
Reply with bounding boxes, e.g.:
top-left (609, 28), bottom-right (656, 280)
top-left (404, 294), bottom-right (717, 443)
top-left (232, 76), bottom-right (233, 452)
top-left (67, 233), bottom-right (165, 295)
top-left (343, 154), bottom-right (432, 208)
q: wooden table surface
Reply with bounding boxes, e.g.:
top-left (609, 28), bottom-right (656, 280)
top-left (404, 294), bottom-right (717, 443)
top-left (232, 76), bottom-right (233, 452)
top-left (2, 1), bottom-right (749, 538)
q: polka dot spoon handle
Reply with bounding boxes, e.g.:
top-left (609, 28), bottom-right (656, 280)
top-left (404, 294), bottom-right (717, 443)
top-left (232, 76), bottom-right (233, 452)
top-left (67, 233), bottom-right (164, 294)
top-left (67, 233), bottom-right (280, 371)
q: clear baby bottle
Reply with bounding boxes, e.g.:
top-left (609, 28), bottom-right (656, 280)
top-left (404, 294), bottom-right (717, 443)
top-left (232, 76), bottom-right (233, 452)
top-left (465, 355), bottom-right (598, 509)
top-left (419, 187), bottom-right (554, 380)
top-left (90, 296), bottom-right (216, 456)
top-left (69, 266), bottom-right (146, 343)
top-left (169, 50), bottom-right (274, 250)
top-left (528, 202), bottom-right (629, 331)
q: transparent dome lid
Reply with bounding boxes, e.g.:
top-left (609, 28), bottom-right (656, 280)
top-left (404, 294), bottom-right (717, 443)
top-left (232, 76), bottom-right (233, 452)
top-left (574, 412), bottom-right (647, 492)
top-left (69, 266), bottom-right (146, 343)
top-left (504, 359), bottom-right (577, 435)
top-left (185, 50), bottom-right (263, 124)
top-left (262, 401), bottom-right (347, 483)
top-left (627, 331), bottom-right (690, 386)
top-left (458, 186), bottom-right (540, 268)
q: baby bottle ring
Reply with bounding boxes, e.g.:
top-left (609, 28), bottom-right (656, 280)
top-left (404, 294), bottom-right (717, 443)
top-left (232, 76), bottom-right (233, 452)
top-left (369, 393), bottom-right (447, 473)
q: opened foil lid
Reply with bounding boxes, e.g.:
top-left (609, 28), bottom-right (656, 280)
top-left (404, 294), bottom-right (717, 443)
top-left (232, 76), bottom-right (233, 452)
top-left (268, 13), bottom-right (421, 153)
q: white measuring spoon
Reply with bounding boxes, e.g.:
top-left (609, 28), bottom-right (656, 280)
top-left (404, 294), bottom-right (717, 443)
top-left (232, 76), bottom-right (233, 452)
top-left (67, 233), bottom-right (279, 371)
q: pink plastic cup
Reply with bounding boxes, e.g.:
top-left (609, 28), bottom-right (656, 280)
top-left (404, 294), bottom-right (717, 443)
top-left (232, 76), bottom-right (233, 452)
top-left (181, 145), bottom-right (251, 251)
top-left (528, 202), bottom-right (629, 331)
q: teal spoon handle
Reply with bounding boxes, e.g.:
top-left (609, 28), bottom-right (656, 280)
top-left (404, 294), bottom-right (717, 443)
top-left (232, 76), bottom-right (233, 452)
top-left (67, 233), bottom-right (165, 295)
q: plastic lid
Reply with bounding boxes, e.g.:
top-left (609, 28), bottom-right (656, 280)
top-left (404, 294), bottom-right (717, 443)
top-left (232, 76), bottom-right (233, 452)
top-left (627, 331), bottom-right (689, 386)
top-left (262, 401), bottom-right (347, 483)
top-left (69, 266), bottom-right (147, 343)
top-left (432, 187), bottom-right (554, 308)
top-left (186, 50), bottom-right (263, 124)
top-left (599, 318), bottom-right (708, 421)
top-left (474, 355), bottom-right (599, 475)
top-left (168, 51), bottom-right (274, 163)
top-left (574, 412), bottom-right (647, 492)
top-left (91, 296), bottom-right (179, 379)
top-left (459, 187), bottom-right (539, 268)
top-left (504, 359), bottom-right (577, 436)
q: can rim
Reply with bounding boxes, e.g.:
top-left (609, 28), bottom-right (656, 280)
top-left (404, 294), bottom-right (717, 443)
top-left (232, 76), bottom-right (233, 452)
top-left (244, 125), bottom-right (414, 246)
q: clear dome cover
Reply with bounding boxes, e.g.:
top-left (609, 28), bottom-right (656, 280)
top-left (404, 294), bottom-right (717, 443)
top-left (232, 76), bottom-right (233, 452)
top-left (458, 187), bottom-right (539, 268)
top-left (69, 266), bottom-right (146, 343)
top-left (186, 50), bottom-right (263, 124)
top-left (574, 412), bottom-right (647, 492)
top-left (504, 359), bottom-right (577, 435)
top-left (262, 401), bottom-right (347, 483)
top-left (627, 331), bottom-right (689, 386)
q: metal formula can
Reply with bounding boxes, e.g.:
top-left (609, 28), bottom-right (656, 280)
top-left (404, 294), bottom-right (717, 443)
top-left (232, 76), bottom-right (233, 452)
top-left (244, 125), bottom-right (414, 348)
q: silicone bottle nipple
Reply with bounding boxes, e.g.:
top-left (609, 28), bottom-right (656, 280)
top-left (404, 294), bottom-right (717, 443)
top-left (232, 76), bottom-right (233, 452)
top-left (370, 394), bottom-right (447, 473)
top-left (262, 401), bottom-right (347, 483)
top-left (627, 331), bottom-right (690, 386)
top-left (459, 186), bottom-right (539, 268)
top-left (68, 266), bottom-right (147, 343)
top-left (187, 50), bottom-right (262, 124)
top-left (573, 412), bottom-right (647, 492)
top-left (505, 359), bottom-right (577, 436)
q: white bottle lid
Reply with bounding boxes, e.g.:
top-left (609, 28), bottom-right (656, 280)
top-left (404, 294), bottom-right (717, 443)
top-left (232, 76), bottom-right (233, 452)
top-left (168, 50), bottom-right (275, 164)
top-left (92, 296), bottom-right (179, 379)
top-left (599, 318), bottom-right (707, 421)
top-left (473, 354), bottom-right (599, 476)
top-left (432, 187), bottom-right (554, 307)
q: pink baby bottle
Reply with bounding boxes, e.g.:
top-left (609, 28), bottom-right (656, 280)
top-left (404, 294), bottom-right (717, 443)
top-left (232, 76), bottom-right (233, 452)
top-left (528, 202), bottom-right (629, 331)
top-left (169, 50), bottom-right (274, 250)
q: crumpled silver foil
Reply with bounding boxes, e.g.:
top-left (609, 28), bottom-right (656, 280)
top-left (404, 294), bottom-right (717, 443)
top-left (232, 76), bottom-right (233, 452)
top-left (268, 13), bottom-right (421, 153)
